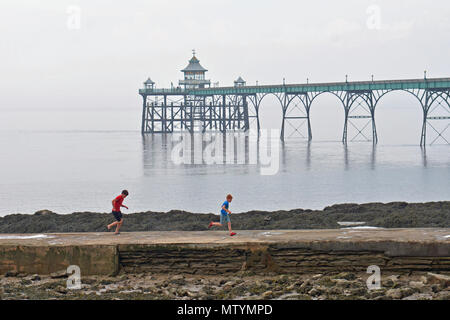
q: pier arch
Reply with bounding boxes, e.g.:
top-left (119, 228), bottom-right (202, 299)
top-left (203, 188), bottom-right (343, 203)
top-left (374, 90), bottom-right (424, 145)
top-left (308, 92), bottom-right (346, 142)
top-left (256, 93), bottom-right (284, 132)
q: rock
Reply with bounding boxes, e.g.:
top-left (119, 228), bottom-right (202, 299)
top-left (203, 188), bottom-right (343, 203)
top-left (223, 281), bottom-right (234, 290)
top-left (384, 275), bottom-right (400, 288)
top-left (162, 289), bottom-right (171, 297)
top-left (400, 288), bottom-right (415, 297)
top-left (171, 275), bottom-right (184, 281)
top-left (286, 284), bottom-right (296, 291)
top-left (350, 287), bottom-right (366, 296)
top-left (308, 288), bottom-right (321, 297)
top-left (277, 275), bottom-right (289, 283)
top-left (286, 294), bottom-right (311, 300)
top-left (387, 275), bottom-right (400, 281)
top-left (434, 291), bottom-right (450, 300)
top-left (20, 279), bottom-right (32, 286)
top-left (317, 277), bottom-right (335, 287)
top-left (34, 209), bottom-right (57, 216)
top-left (83, 278), bottom-right (98, 285)
top-left (50, 270), bottom-right (68, 279)
top-left (56, 286), bottom-right (68, 294)
top-left (368, 289), bottom-right (386, 299)
top-left (333, 272), bottom-right (356, 281)
top-left (169, 288), bottom-right (177, 295)
top-left (409, 281), bottom-right (425, 290)
top-left (426, 273), bottom-right (450, 286)
top-left (177, 289), bottom-right (189, 297)
top-left (431, 285), bottom-right (441, 293)
top-left (5, 271), bottom-right (18, 277)
top-left (332, 279), bottom-right (352, 288)
top-left (386, 288), bottom-right (403, 299)
top-left (298, 281), bottom-right (312, 294)
top-left (28, 274), bottom-right (41, 281)
top-left (402, 293), bottom-right (433, 300)
top-left (262, 291), bottom-right (273, 299)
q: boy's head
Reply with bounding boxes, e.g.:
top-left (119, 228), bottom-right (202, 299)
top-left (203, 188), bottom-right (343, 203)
top-left (226, 194), bottom-right (233, 202)
top-left (122, 190), bottom-right (129, 197)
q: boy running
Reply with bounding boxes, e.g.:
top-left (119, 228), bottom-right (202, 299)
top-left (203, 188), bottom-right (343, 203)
top-left (208, 194), bottom-right (236, 236)
top-left (107, 190), bottom-right (129, 235)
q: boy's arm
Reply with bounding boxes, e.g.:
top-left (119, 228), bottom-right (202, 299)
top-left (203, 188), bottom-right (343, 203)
top-left (121, 204), bottom-right (129, 209)
top-left (222, 205), bottom-right (231, 214)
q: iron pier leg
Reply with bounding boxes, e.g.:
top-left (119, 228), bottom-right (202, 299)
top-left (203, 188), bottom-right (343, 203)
top-left (371, 108), bottom-right (378, 144)
top-left (342, 108), bottom-right (349, 144)
top-left (420, 109), bottom-right (428, 146)
top-left (151, 102), bottom-right (155, 133)
top-left (162, 95), bottom-right (167, 133)
top-left (190, 103), bottom-right (194, 134)
top-left (307, 107), bottom-right (312, 141)
top-left (368, 92), bottom-right (378, 144)
top-left (222, 95), bottom-right (226, 133)
top-left (306, 94), bottom-right (312, 141)
top-left (141, 95), bottom-right (147, 134)
top-left (243, 95), bottom-right (250, 131)
top-left (420, 91), bottom-right (430, 146)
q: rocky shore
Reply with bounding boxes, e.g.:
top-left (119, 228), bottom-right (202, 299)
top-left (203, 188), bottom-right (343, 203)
top-left (0, 201), bottom-right (449, 233)
top-left (0, 270), bottom-right (448, 300)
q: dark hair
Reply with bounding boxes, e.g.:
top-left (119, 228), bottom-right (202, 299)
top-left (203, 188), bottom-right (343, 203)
top-left (226, 194), bottom-right (233, 200)
top-left (122, 190), bottom-right (129, 196)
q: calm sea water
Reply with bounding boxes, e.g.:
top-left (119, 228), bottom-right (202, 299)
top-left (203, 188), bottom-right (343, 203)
top-left (0, 129), bottom-right (448, 216)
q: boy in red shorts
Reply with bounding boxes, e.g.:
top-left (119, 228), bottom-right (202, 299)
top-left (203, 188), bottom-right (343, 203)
top-left (107, 190), bottom-right (129, 235)
top-left (208, 194), bottom-right (236, 236)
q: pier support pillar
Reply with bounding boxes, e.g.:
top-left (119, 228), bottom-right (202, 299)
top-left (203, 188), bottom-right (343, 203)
top-left (419, 89), bottom-right (450, 146)
top-left (141, 95), bottom-right (147, 134)
top-left (243, 95), bottom-right (250, 131)
top-left (342, 91), bottom-right (378, 144)
top-left (221, 95), bottom-right (226, 133)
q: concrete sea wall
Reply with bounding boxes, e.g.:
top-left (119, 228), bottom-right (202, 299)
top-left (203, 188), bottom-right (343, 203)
top-left (0, 229), bottom-right (449, 275)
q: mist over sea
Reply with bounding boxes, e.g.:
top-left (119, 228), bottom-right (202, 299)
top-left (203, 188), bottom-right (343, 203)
top-left (0, 110), bottom-right (449, 216)
top-left (0, 106), bottom-right (448, 216)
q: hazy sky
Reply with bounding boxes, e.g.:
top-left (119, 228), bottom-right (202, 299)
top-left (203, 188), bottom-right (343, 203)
top-left (0, 0), bottom-right (449, 140)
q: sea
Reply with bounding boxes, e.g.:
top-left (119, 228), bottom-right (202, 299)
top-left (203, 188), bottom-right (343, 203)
top-left (0, 107), bottom-right (448, 216)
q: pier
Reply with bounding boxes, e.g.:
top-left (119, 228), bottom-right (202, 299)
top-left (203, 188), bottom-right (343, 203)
top-left (139, 53), bottom-right (450, 146)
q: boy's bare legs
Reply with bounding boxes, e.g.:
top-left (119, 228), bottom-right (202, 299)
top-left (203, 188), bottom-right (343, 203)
top-left (114, 220), bottom-right (123, 234)
top-left (107, 221), bottom-right (119, 230)
top-left (208, 222), bottom-right (234, 235)
top-left (107, 220), bottom-right (123, 234)
top-left (210, 222), bottom-right (222, 227)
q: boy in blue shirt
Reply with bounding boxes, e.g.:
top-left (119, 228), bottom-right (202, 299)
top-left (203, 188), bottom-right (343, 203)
top-left (208, 194), bottom-right (236, 236)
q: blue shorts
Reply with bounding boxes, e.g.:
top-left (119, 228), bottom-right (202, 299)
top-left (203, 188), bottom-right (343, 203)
top-left (112, 211), bottom-right (123, 222)
top-left (220, 213), bottom-right (230, 224)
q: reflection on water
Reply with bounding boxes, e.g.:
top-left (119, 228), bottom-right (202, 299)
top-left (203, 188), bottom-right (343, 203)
top-left (141, 132), bottom-right (436, 174)
top-left (0, 131), bottom-right (448, 215)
